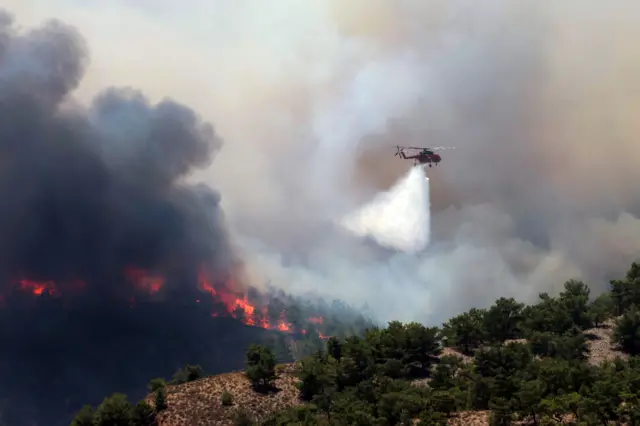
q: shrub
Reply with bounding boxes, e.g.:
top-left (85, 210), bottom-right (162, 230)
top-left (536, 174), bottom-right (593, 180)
top-left (233, 408), bottom-right (255, 426)
top-left (169, 364), bottom-right (204, 385)
top-left (221, 391), bottom-right (233, 406)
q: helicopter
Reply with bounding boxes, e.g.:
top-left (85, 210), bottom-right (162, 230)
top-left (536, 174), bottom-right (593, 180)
top-left (394, 145), bottom-right (456, 167)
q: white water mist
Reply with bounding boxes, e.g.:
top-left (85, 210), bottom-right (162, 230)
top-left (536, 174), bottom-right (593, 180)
top-left (340, 166), bottom-right (431, 253)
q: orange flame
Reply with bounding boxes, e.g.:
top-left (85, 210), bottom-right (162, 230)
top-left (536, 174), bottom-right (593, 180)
top-left (17, 279), bottom-right (60, 297)
top-left (3, 265), bottom-right (318, 337)
top-left (196, 265), bottom-right (298, 332)
top-left (124, 267), bottom-right (165, 295)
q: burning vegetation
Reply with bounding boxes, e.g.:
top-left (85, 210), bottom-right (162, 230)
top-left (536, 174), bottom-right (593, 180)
top-left (3, 264), bottom-right (322, 334)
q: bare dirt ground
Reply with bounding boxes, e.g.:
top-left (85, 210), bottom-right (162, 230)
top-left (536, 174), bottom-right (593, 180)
top-left (584, 318), bottom-right (628, 365)
top-left (155, 364), bottom-right (300, 426)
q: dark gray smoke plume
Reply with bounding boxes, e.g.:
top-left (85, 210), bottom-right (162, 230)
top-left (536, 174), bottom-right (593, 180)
top-left (0, 12), bottom-right (228, 285)
top-left (0, 10), bottom-right (251, 426)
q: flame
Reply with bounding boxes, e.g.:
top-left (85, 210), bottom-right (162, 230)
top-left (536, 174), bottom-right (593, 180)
top-left (124, 267), bottom-right (165, 295)
top-left (17, 279), bottom-right (60, 297)
top-left (1, 265), bottom-right (325, 337)
top-left (196, 265), bottom-right (299, 332)
top-left (198, 267), bottom-right (252, 315)
top-left (275, 311), bottom-right (291, 331)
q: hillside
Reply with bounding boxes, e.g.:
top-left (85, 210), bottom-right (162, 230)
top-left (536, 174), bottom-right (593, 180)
top-left (151, 364), bottom-right (301, 425)
top-left (72, 262), bottom-right (640, 426)
top-left (142, 320), bottom-right (622, 426)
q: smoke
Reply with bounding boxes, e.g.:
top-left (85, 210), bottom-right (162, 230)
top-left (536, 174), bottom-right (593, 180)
top-left (3, 0), bottom-right (640, 336)
top-left (341, 166), bottom-right (430, 253)
top-left (211, 0), bottom-right (640, 325)
top-left (0, 10), bottom-right (262, 426)
top-left (0, 13), bottom-right (230, 288)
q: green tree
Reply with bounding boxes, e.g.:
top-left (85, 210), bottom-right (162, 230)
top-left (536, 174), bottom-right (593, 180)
top-left (419, 409), bottom-right (448, 426)
top-left (483, 297), bottom-right (524, 342)
top-left (70, 405), bottom-right (94, 426)
top-left (473, 342), bottom-right (533, 409)
top-left (338, 336), bottom-right (376, 387)
top-left (559, 280), bottom-right (593, 329)
top-left (442, 308), bottom-right (487, 355)
top-left (521, 293), bottom-right (573, 335)
top-left (154, 387), bottom-right (168, 412)
top-left (263, 405), bottom-right (323, 426)
top-left (489, 398), bottom-right (513, 426)
top-left (93, 393), bottom-right (132, 426)
top-left (530, 330), bottom-right (588, 360)
top-left (545, 392), bottom-right (584, 423)
top-left (147, 378), bottom-right (166, 394)
top-left (610, 262), bottom-right (640, 315)
top-left (330, 389), bottom-right (377, 425)
top-left (403, 322), bottom-right (442, 376)
top-left (590, 292), bottom-right (615, 327)
top-left (326, 337), bottom-right (342, 360)
top-left (131, 400), bottom-right (156, 426)
top-left (530, 358), bottom-right (594, 398)
top-left (297, 353), bottom-right (337, 401)
top-left (430, 355), bottom-right (464, 389)
top-left (430, 390), bottom-right (457, 417)
top-left (245, 344), bottom-right (277, 391)
top-left (377, 389), bottom-right (426, 425)
top-left (515, 379), bottom-right (546, 423)
top-left (614, 308), bottom-right (640, 355)
top-left (580, 365), bottom-right (624, 425)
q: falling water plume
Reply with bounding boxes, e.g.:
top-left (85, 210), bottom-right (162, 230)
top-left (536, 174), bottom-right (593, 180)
top-left (341, 166), bottom-right (430, 253)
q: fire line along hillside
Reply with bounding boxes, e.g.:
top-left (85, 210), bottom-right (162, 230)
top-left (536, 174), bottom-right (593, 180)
top-left (73, 261), bottom-right (640, 426)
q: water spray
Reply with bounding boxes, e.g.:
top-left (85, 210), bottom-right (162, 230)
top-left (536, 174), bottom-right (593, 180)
top-left (340, 166), bottom-right (431, 254)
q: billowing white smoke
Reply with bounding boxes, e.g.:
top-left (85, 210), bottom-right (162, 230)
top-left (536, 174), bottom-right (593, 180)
top-left (341, 166), bottom-right (430, 253)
